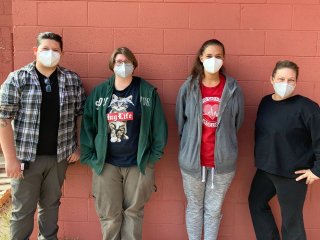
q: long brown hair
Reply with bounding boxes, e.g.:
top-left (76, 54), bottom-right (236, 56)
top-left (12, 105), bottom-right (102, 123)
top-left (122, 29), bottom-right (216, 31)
top-left (190, 39), bottom-right (225, 87)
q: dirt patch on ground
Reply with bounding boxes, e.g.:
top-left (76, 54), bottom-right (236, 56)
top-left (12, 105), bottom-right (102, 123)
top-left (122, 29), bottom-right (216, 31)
top-left (0, 198), bottom-right (11, 240)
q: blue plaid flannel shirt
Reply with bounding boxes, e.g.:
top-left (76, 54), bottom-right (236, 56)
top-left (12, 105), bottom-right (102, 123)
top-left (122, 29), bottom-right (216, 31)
top-left (0, 62), bottom-right (86, 162)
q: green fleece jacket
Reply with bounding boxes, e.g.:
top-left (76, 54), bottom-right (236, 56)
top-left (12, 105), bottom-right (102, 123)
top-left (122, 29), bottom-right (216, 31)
top-left (80, 75), bottom-right (168, 175)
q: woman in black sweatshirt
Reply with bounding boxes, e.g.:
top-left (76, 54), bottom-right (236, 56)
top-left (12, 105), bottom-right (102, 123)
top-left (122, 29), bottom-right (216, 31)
top-left (248, 60), bottom-right (320, 240)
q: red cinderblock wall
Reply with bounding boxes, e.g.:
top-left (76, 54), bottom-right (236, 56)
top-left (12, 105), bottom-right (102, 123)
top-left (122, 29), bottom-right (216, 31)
top-left (4, 0), bottom-right (320, 239)
top-left (0, 0), bottom-right (12, 83)
top-left (0, 0), bottom-right (12, 153)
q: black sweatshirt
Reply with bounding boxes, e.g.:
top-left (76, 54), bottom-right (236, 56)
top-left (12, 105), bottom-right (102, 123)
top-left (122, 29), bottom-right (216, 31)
top-left (254, 94), bottom-right (320, 178)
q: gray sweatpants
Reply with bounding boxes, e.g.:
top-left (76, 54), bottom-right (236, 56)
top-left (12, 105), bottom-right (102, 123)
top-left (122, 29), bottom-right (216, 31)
top-left (181, 168), bottom-right (235, 240)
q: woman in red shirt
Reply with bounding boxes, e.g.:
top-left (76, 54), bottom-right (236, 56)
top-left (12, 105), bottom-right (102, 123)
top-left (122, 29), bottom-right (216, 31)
top-left (176, 39), bottom-right (244, 240)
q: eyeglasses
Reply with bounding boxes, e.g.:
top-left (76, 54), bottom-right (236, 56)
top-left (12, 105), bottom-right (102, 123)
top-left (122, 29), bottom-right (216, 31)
top-left (115, 60), bottom-right (132, 66)
top-left (44, 78), bottom-right (52, 92)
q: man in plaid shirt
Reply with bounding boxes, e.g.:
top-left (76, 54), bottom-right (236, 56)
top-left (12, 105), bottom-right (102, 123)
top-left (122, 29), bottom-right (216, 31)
top-left (0, 32), bottom-right (86, 239)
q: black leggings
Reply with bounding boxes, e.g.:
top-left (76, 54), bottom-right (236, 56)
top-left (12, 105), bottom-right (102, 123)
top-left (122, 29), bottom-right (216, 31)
top-left (248, 169), bottom-right (307, 240)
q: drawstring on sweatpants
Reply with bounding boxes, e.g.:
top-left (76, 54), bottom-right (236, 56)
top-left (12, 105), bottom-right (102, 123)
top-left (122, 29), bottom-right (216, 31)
top-left (201, 166), bottom-right (215, 189)
top-left (211, 168), bottom-right (215, 189)
top-left (201, 166), bottom-right (206, 182)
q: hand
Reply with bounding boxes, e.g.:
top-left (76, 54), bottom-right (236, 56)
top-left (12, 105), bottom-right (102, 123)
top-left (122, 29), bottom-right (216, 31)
top-left (6, 158), bottom-right (23, 179)
top-left (295, 169), bottom-right (320, 184)
top-left (67, 146), bottom-right (80, 164)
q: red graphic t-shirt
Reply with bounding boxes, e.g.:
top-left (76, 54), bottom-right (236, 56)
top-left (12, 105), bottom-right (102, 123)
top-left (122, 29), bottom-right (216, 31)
top-left (200, 75), bottom-right (226, 167)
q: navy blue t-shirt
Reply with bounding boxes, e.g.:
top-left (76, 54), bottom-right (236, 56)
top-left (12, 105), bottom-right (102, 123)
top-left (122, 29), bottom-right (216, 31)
top-left (105, 77), bottom-right (141, 167)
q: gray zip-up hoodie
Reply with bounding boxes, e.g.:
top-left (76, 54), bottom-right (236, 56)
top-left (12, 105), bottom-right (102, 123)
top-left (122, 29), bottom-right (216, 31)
top-left (175, 73), bottom-right (244, 179)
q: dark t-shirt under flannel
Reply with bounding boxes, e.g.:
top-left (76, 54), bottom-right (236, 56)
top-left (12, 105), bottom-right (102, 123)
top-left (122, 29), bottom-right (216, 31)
top-left (35, 68), bottom-right (60, 155)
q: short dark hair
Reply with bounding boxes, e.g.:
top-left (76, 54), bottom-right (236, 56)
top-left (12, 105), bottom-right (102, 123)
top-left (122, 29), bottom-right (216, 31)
top-left (109, 47), bottom-right (138, 70)
top-left (272, 60), bottom-right (299, 80)
top-left (37, 32), bottom-right (63, 51)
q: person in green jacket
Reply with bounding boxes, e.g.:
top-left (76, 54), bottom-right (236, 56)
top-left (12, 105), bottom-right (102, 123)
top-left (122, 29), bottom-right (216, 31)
top-left (80, 47), bottom-right (168, 240)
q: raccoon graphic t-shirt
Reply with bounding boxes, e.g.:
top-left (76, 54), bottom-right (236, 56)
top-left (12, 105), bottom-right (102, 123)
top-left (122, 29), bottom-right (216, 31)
top-left (200, 74), bottom-right (226, 167)
top-left (105, 77), bottom-right (141, 167)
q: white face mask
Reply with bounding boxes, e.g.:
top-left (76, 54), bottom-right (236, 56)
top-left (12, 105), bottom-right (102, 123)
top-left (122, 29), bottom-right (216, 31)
top-left (114, 63), bottom-right (134, 78)
top-left (38, 50), bottom-right (60, 68)
top-left (203, 57), bottom-right (223, 74)
top-left (273, 82), bottom-right (295, 98)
